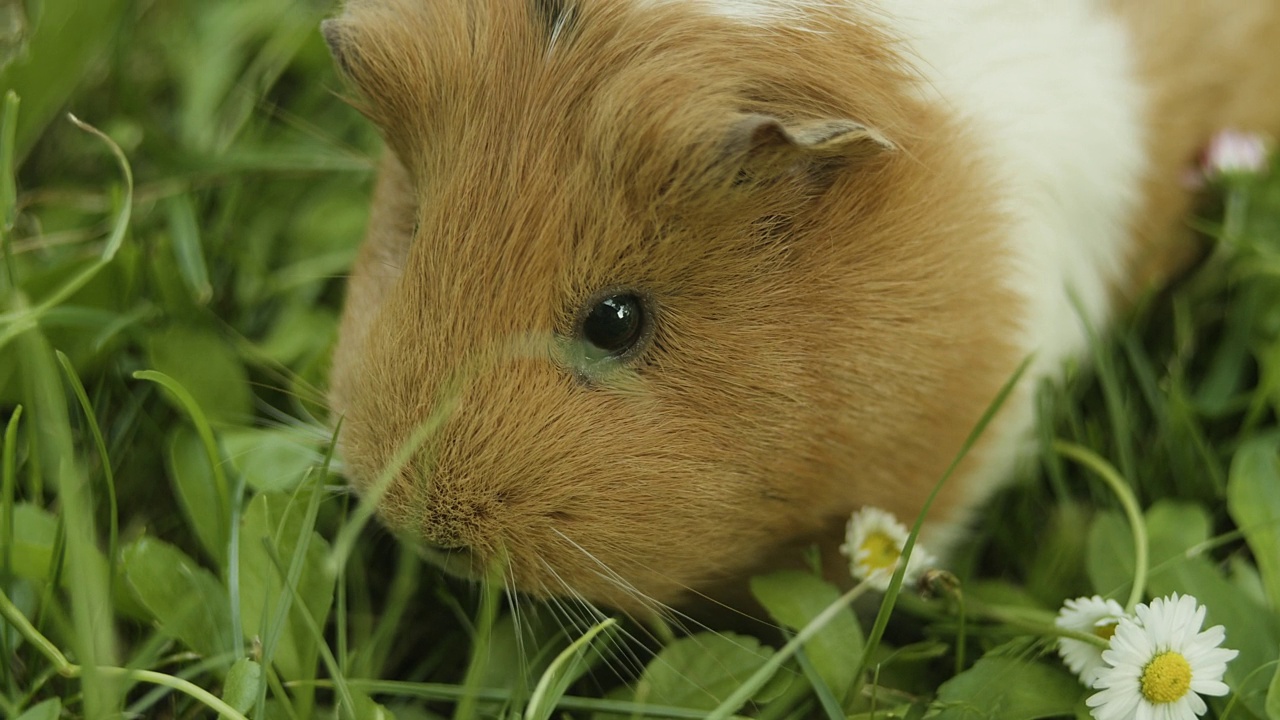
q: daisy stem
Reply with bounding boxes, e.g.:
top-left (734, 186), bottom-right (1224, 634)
top-left (0, 584), bottom-right (70, 674)
top-left (1052, 441), bottom-right (1148, 612)
top-left (963, 598), bottom-right (1109, 649)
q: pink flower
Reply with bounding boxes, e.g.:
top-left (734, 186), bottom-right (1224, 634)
top-left (1201, 129), bottom-right (1270, 178)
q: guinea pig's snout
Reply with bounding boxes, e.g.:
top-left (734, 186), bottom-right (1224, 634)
top-left (417, 493), bottom-right (490, 549)
top-left (407, 475), bottom-right (521, 557)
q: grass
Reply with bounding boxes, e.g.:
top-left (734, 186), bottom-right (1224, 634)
top-left (3, 1), bottom-right (1280, 719)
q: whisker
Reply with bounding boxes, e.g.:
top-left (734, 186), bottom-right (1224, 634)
top-left (557, 528), bottom-right (785, 635)
top-left (547, 529), bottom-right (792, 686)
top-left (538, 558), bottom-right (651, 681)
top-left (502, 561), bottom-right (534, 692)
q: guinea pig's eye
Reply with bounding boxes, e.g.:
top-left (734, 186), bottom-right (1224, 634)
top-left (578, 291), bottom-right (649, 362)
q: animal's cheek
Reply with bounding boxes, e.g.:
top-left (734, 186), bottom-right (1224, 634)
top-left (400, 450), bottom-right (778, 610)
top-left (348, 347), bottom-right (815, 608)
top-left (500, 478), bottom-right (803, 610)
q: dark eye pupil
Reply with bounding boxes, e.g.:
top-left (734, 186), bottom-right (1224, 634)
top-left (582, 294), bottom-right (643, 357)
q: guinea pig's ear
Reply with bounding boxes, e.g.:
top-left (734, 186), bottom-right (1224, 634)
top-left (321, 19), bottom-right (354, 79)
top-left (318, 14), bottom-right (424, 159)
top-left (726, 114), bottom-right (896, 185)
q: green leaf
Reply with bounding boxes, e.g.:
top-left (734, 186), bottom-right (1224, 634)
top-left (221, 657), bottom-right (262, 717)
top-left (0, 0), bottom-right (129, 159)
top-left (932, 657), bottom-right (1081, 720)
top-left (15, 698), bottom-right (62, 720)
top-left (8, 502), bottom-right (56, 582)
top-left (1230, 555), bottom-right (1269, 608)
top-left (470, 610), bottom-right (559, 699)
top-left (4, 506), bottom-right (124, 617)
top-left (1085, 510), bottom-right (1133, 602)
top-left (1227, 435), bottom-right (1280, 609)
top-left (221, 428), bottom-right (318, 494)
top-left (121, 536), bottom-right (233, 658)
top-left (1144, 500), bottom-right (1210, 589)
top-left (1145, 555), bottom-right (1278, 719)
top-left (257, 303), bottom-right (337, 366)
top-left (750, 570), bottom-right (864, 703)
top-left (1025, 501), bottom-right (1091, 607)
top-left (1131, 495), bottom-right (1280, 714)
top-left (166, 427), bottom-right (226, 565)
top-left (147, 325), bottom-right (252, 426)
top-left (238, 491), bottom-right (334, 681)
top-left (627, 632), bottom-right (773, 712)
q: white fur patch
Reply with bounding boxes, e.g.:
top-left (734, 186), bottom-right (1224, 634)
top-left (868, 1), bottom-right (1148, 538)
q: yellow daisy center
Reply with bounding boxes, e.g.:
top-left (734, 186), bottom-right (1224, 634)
top-left (859, 531), bottom-right (901, 572)
top-left (1093, 621), bottom-right (1118, 641)
top-left (1140, 651), bottom-right (1192, 704)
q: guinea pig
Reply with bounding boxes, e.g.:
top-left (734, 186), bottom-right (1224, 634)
top-left (324, 0), bottom-right (1280, 616)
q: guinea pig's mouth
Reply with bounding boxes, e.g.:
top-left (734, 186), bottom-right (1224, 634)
top-left (403, 538), bottom-right (482, 580)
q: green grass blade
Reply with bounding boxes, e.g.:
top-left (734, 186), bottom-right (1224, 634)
top-left (791, 644), bottom-right (844, 720)
top-left (1, 90), bottom-right (18, 298)
top-left (854, 355), bottom-right (1033, 688)
top-left (250, 428), bottom-right (341, 718)
top-left (263, 536), bottom-right (355, 720)
top-left (55, 351), bottom-right (118, 587)
top-left (524, 618), bottom-right (616, 720)
top-left (706, 582), bottom-right (871, 720)
top-left (1, 404), bottom-right (23, 697)
top-left (0, 91), bottom-right (17, 238)
top-left (455, 561), bottom-right (506, 720)
top-left (1, 405), bottom-right (20, 575)
top-left (132, 369), bottom-right (231, 537)
top-left (306, 679), bottom-right (725, 719)
top-left (16, 319), bottom-right (119, 714)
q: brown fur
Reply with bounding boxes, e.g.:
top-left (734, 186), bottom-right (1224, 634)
top-left (328, 0), bottom-right (1017, 614)
top-left (326, 0), bottom-right (1280, 616)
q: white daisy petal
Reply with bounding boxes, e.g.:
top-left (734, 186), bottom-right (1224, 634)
top-left (1056, 596), bottom-right (1129, 684)
top-left (1087, 594), bottom-right (1238, 720)
top-left (1189, 679), bottom-right (1230, 697)
top-left (1088, 687), bottom-right (1139, 720)
top-left (838, 506), bottom-right (937, 591)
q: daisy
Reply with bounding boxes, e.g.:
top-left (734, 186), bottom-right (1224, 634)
top-left (1056, 595), bottom-right (1128, 685)
top-left (1087, 594), bottom-right (1238, 720)
top-left (838, 507), bottom-right (937, 591)
top-left (1201, 129), bottom-right (1271, 178)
